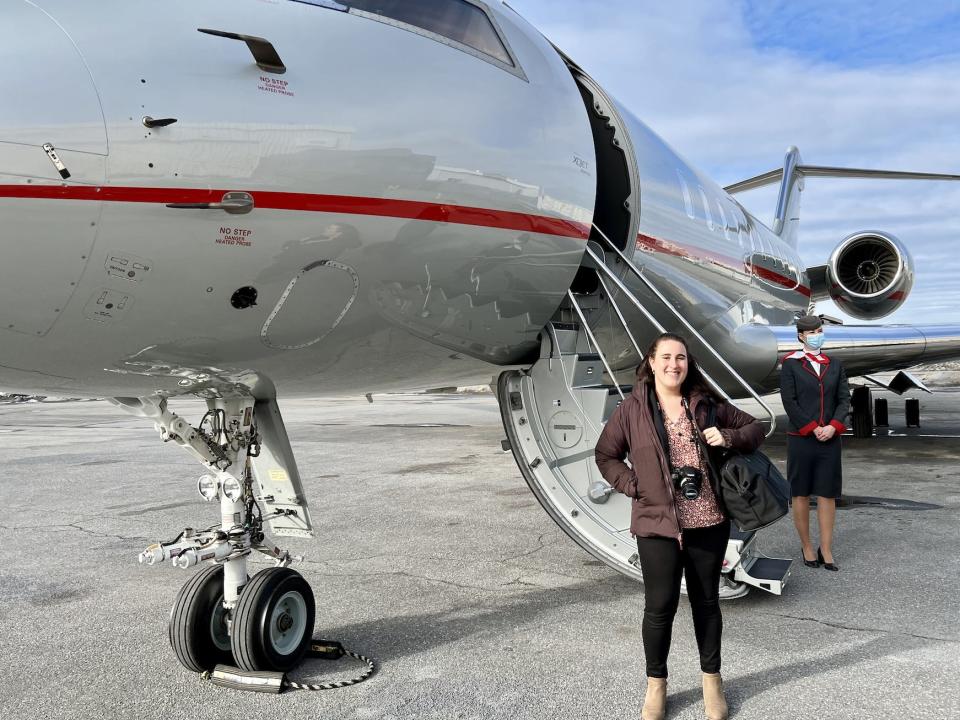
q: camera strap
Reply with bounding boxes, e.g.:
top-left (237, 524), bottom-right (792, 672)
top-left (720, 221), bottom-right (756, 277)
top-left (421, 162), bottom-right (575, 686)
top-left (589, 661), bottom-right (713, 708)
top-left (685, 399), bottom-right (724, 484)
top-left (647, 386), bottom-right (675, 474)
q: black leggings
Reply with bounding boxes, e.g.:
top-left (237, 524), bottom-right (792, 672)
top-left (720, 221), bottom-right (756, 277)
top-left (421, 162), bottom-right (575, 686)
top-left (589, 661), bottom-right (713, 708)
top-left (635, 520), bottom-right (729, 678)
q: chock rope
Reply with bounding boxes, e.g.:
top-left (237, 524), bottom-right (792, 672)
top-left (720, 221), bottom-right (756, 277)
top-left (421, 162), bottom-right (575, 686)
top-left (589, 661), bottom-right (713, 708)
top-left (202, 640), bottom-right (376, 693)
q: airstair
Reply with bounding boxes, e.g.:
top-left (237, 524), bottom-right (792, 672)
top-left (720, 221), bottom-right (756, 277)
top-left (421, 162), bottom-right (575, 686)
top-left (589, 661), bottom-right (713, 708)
top-left (498, 230), bottom-right (793, 598)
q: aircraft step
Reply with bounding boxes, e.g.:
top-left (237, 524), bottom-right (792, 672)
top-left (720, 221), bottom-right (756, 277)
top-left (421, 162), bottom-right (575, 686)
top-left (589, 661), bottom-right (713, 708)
top-left (722, 525), bottom-right (792, 595)
top-left (572, 354), bottom-right (610, 388)
top-left (733, 552), bottom-right (792, 595)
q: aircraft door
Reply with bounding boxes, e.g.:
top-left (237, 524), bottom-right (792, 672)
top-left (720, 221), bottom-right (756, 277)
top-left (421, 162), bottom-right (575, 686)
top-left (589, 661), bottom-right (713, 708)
top-left (0, 2), bottom-right (107, 336)
top-left (750, 225), bottom-right (801, 294)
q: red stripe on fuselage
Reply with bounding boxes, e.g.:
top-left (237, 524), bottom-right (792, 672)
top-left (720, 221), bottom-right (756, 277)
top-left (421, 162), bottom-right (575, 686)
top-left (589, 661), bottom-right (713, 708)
top-left (0, 184), bottom-right (591, 240)
top-left (0, 183), bottom-right (810, 298)
top-left (636, 232), bottom-right (811, 298)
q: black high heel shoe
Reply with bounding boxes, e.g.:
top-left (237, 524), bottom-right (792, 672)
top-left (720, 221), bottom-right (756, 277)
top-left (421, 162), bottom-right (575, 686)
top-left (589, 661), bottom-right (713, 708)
top-left (801, 547), bottom-right (820, 568)
top-left (817, 547), bottom-right (839, 572)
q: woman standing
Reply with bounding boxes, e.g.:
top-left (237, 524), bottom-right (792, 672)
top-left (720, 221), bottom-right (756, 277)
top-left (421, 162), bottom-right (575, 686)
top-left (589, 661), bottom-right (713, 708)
top-left (779, 314), bottom-right (851, 572)
top-left (595, 333), bottom-right (764, 720)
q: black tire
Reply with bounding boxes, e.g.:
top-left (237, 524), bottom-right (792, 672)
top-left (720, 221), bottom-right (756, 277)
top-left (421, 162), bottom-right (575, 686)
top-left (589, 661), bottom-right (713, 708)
top-left (168, 564), bottom-right (233, 672)
top-left (851, 386), bottom-right (873, 438)
top-left (231, 567), bottom-right (315, 672)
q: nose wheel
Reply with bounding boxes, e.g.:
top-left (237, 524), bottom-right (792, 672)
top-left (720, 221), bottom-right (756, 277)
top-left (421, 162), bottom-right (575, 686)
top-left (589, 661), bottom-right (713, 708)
top-left (169, 564), bottom-right (234, 672)
top-left (119, 395), bottom-right (320, 675)
top-left (231, 567), bottom-right (316, 672)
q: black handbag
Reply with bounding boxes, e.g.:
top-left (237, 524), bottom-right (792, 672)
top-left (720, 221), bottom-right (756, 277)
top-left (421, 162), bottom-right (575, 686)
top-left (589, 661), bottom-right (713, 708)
top-left (698, 403), bottom-right (790, 532)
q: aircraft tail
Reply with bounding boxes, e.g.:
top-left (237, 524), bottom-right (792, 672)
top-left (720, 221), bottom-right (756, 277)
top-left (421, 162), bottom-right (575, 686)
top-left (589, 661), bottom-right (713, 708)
top-left (724, 149), bottom-right (960, 250)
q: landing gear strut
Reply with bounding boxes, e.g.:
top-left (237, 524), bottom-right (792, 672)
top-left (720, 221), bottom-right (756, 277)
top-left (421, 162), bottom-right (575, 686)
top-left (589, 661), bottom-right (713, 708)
top-left (111, 395), bottom-right (315, 673)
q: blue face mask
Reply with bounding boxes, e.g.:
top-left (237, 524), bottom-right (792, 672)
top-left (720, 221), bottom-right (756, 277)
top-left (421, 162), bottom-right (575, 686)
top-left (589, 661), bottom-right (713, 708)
top-left (805, 332), bottom-right (825, 351)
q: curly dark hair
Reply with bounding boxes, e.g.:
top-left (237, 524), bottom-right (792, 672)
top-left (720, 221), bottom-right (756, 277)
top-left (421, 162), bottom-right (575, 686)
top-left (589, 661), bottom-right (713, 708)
top-left (635, 332), bottom-right (720, 401)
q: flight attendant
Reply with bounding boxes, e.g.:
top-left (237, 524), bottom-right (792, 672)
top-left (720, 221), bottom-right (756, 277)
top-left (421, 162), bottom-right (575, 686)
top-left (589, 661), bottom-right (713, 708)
top-left (779, 315), bottom-right (851, 572)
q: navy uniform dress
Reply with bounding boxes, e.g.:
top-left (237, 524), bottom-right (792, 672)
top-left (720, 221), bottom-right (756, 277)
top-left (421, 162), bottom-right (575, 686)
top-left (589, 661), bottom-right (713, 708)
top-left (779, 351), bottom-right (851, 498)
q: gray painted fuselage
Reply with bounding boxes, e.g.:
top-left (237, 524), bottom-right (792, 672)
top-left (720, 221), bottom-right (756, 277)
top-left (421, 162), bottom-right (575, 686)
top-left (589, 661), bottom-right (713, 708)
top-left (0, 0), bottom-right (899, 400)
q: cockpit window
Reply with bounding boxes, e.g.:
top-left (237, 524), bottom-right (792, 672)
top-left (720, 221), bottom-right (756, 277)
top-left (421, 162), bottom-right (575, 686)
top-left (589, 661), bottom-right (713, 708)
top-left (344, 0), bottom-right (515, 68)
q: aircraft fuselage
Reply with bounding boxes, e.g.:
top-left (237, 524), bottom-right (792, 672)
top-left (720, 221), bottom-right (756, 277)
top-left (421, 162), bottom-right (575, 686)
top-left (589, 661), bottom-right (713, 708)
top-left (0, 0), bottom-right (809, 399)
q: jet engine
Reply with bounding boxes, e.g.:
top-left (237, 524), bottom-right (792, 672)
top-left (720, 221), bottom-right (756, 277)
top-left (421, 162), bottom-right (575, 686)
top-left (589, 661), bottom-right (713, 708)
top-left (823, 231), bottom-right (915, 319)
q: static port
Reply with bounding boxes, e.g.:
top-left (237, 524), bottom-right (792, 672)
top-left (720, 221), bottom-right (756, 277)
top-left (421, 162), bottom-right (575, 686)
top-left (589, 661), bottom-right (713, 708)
top-left (230, 286), bottom-right (258, 309)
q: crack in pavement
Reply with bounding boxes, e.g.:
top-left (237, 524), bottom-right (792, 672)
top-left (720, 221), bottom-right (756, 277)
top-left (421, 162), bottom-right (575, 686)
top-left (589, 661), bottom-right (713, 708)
top-left (303, 556), bottom-right (631, 598)
top-left (0, 522), bottom-right (147, 543)
top-left (300, 551), bottom-right (465, 566)
top-left (304, 567), bottom-right (525, 593)
top-left (301, 530), bottom-right (564, 568)
top-left (756, 611), bottom-right (957, 643)
top-left (503, 577), bottom-right (545, 589)
top-left (68, 522), bottom-right (149, 542)
top-left (297, 543), bottom-right (609, 590)
top-left (498, 532), bottom-right (562, 561)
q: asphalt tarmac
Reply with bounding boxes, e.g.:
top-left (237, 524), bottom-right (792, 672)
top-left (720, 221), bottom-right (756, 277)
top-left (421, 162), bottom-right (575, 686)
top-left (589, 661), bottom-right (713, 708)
top-left (0, 389), bottom-right (958, 720)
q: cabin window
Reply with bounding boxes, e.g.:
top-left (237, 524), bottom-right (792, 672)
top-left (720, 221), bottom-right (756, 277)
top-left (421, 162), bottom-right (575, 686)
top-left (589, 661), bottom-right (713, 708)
top-left (345, 0), bottom-right (515, 67)
top-left (732, 206), bottom-right (753, 262)
top-left (676, 170), bottom-right (695, 219)
top-left (716, 200), bottom-right (735, 243)
top-left (751, 225), bottom-right (768, 256)
top-left (698, 186), bottom-right (715, 231)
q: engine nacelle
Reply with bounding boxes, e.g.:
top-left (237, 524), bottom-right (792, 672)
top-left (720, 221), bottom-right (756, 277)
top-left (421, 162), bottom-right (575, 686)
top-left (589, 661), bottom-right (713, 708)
top-left (824, 231), bottom-right (914, 320)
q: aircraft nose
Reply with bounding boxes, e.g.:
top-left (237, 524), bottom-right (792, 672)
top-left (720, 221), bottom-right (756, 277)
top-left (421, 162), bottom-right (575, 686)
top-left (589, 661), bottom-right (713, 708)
top-left (0, 3), bottom-right (109, 337)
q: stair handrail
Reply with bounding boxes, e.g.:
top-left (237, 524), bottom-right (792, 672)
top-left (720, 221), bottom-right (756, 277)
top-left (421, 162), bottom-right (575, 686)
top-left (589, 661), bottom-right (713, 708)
top-left (566, 290), bottom-right (625, 400)
top-left (594, 273), bottom-right (644, 361)
top-left (544, 319), bottom-right (609, 439)
top-left (584, 242), bottom-right (719, 393)
top-left (586, 227), bottom-right (777, 436)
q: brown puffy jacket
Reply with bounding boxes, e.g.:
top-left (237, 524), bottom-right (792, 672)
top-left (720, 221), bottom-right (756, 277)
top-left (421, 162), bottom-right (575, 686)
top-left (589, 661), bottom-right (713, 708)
top-left (594, 381), bottom-right (765, 541)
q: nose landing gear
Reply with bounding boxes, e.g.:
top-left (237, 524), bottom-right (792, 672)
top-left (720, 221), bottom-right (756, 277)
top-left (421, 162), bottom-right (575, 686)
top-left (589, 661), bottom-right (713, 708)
top-left (114, 394), bottom-right (317, 674)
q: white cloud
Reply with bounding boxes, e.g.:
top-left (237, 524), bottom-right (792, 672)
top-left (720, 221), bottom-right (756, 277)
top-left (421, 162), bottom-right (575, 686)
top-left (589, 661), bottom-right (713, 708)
top-left (510, 0), bottom-right (960, 324)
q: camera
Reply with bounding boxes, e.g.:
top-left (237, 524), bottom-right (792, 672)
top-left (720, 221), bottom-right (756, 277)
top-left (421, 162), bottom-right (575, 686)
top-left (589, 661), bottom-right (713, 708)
top-left (671, 465), bottom-right (703, 500)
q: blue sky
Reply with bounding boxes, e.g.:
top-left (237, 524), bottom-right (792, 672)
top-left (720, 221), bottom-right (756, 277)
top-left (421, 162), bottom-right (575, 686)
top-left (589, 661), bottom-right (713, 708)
top-left (742, 2), bottom-right (960, 66)
top-left (510, 0), bottom-right (960, 324)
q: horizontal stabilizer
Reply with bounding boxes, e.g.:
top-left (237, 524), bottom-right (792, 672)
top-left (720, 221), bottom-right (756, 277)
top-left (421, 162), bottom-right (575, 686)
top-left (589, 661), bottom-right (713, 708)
top-left (725, 148), bottom-right (960, 248)
top-left (725, 165), bottom-right (960, 194)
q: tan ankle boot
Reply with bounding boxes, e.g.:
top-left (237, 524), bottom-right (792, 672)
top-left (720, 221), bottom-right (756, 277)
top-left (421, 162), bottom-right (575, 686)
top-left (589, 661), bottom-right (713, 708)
top-left (641, 676), bottom-right (667, 720)
top-left (702, 672), bottom-right (728, 720)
